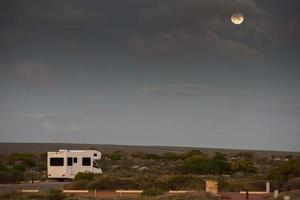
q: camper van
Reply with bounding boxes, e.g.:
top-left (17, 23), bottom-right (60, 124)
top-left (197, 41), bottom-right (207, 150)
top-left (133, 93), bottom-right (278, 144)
top-left (47, 149), bottom-right (102, 179)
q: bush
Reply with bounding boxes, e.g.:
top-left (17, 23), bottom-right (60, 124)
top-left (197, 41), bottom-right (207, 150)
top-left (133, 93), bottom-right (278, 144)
top-left (131, 151), bottom-right (146, 159)
top-left (145, 154), bottom-right (161, 160)
top-left (0, 169), bottom-right (24, 183)
top-left (219, 178), bottom-right (267, 192)
top-left (230, 160), bottom-right (257, 174)
top-left (22, 157), bottom-right (36, 167)
top-left (12, 164), bottom-right (26, 172)
top-left (167, 175), bottom-right (203, 190)
top-left (142, 186), bottom-right (165, 197)
top-left (9, 153), bottom-right (36, 167)
top-left (64, 180), bottom-right (90, 190)
top-left (108, 150), bottom-right (123, 160)
top-left (283, 177), bottom-right (300, 191)
top-left (136, 176), bottom-right (168, 190)
top-left (88, 176), bottom-right (139, 190)
top-left (210, 153), bottom-right (230, 175)
top-left (0, 192), bottom-right (25, 200)
top-left (268, 158), bottom-right (300, 189)
top-left (156, 192), bottom-right (221, 200)
top-left (46, 189), bottom-right (67, 200)
top-left (180, 150), bottom-right (204, 160)
top-left (162, 153), bottom-right (179, 161)
top-left (182, 155), bottom-right (211, 174)
top-left (0, 161), bottom-right (7, 171)
top-left (73, 172), bottom-right (96, 181)
top-left (85, 175), bottom-right (168, 191)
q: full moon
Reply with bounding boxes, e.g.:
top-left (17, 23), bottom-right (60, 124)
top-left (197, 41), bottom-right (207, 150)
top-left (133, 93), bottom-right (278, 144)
top-left (231, 12), bottom-right (244, 25)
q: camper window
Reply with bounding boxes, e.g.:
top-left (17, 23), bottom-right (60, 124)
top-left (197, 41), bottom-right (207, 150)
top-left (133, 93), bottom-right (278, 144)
top-left (93, 160), bottom-right (100, 168)
top-left (50, 158), bottom-right (64, 166)
top-left (82, 157), bottom-right (91, 166)
top-left (74, 157), bottom-right (77, 163)
top-left (67, 157), bottom-right (73, 166)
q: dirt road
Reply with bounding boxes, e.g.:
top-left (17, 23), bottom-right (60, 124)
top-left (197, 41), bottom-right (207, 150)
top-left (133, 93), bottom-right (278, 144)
top-left (0, 181), bottom-right (68, 192)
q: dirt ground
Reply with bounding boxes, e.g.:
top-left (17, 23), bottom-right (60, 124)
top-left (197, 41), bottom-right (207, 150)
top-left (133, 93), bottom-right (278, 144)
top-left (0, 182), bottom-right (271, 200)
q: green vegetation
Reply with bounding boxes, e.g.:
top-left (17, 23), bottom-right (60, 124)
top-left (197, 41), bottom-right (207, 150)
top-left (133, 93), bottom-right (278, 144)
top-left (0, 153), bottom-right (46, 183)
top-left (167, 175), bottom-right (204, 190)
top-left (268, 157), bottom-right (300, 189)
top-left (156, 192), bottom-right (222, 200)
top-left (46, 189), bottom-right (67, 200)
top-left (107, 150), bottom-right (123, 161)
top-left (74, 172), bottom-right (96, 181)
top-left (181, 152), bottom-right (230, 175)
top-left (0, 189), bottom-right (67, 200)
top-left (0, 191), bottom-right (223, 200)
top-left (0, 149), bottom-right (299, 194)
top-left (142, 187), bottom-right (166, 197)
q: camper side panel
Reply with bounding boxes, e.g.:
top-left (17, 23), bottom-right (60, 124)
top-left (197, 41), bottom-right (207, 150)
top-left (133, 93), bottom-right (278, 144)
top-left (66, 151), bottom-right (102, 178)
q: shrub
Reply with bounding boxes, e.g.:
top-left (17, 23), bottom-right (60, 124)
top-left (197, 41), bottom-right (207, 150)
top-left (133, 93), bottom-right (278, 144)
top-left (156, 192), bottom-right (221, 200)
top-left (268, 158), bottom-right (300, 189)
top-left (22, 157), bottom-right (36, 167)
top-left (131, 151), bottom-right (146, 159)
top-left (219, 178), bottom-right (267, 192)
top-left (86, 175), bottom-right (168, 191)
top-left (88, 176), bottom-right (139, 190)
top-left (73, 172), bottom-right (96, 181)
top-left (167, 175), bottom-right (203, 190)
top-left (0, 161), bottom-right (7, 171)
top-left (136, 176), bottom-right (168, 190)
top-left (64, 180), bottom-right (90, 190)
top-left (210, 152), bottom-right (230, 175)
top-left (162, 152), bottom-right (179, 161)
top-left (9, 153), bottom-right (36, 167)
top-left (180, 150), bottom-right (204, 160)
top-left (10, 169), bottom-right (24, 183)
top-left (145, 154), bottom-right (161, 160)
top-left (108, 150), bottom-right (123, 160)
top-left (0, 169), bottom-right (24, 183)
top-left (46, 189), bottom-right (67, 200)
top-left (283, 177), bottom-right (300, 191)
top-left (0, 191), bottom-right (25, 200)
top-left (182, 155), bottom-right (211, 174)
top-left (142, 186), bottom-right (165, 197)
top-left (12, 164), bottom-right (26, 172)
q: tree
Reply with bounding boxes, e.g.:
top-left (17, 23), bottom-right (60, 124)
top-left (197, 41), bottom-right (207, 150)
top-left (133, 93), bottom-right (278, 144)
top-left (230, 160), bottom-right (257, 174)
top-left (180, 150), bottom-right (204, 160)
top-left (182, 154), bottom-right (211, 174)
top-left (268, 158), bottom-right (300, 189)
top-left (210, 152), bottom-right (230, 175)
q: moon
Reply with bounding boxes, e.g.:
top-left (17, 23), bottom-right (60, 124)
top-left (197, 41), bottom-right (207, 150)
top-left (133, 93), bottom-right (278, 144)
top-left (231, 12), bottom-right (244, 25)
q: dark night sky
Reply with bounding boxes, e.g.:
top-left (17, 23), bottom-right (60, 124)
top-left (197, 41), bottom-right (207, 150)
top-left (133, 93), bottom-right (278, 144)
top-left (0, 0), bottom-right (300, 151)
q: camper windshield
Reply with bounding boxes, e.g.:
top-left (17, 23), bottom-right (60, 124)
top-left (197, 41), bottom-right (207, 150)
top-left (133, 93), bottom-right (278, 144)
top-left (93, 160), bottom-right (100, 169)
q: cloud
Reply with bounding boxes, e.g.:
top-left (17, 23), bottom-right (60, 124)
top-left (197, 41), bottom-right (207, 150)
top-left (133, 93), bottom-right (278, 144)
top-left (14, 60), bottom-right (53, 87)
top-left (129, 0), bottom-right (268, 61)
top-left (130, 30), bottom-right (262, 61)
top-left (16, 112), bottom-right (64, 119)
top-left (14, 112), bottom-right (81, 133)
top-left (41, 115), bottom-right (80, 132)
top-left (142, 83), bottom-right (211, 96)
top-left (0, 30), bottom-right (33, 47)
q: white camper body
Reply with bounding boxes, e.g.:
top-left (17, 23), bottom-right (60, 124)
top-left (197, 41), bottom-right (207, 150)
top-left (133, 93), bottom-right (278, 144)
top-left (47, 149), bottom-right (102, 179)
